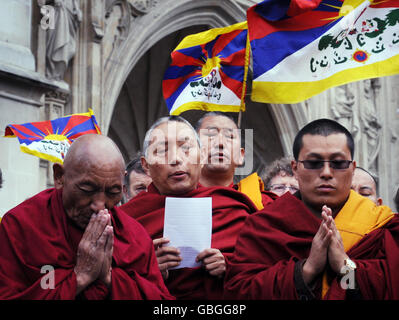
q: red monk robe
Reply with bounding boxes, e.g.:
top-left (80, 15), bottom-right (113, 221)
top-left (0, 188), bottom-right (174, 300)
top-left (224, 192), bottom-right (399, 300)
top-left (120, 183), bottom-right (258, 300)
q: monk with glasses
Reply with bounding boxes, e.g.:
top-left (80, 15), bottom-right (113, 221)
top-left (225, 118), bottom-right (399, 300)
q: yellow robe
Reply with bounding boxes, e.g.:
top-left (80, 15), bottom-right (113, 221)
top-left (322, 190), bottom-right (395, 298)
top-left (236, 172), bottom-right (265, 210)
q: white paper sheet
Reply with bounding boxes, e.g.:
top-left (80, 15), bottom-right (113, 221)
top-left (163, 197), bottom-right (212, 269)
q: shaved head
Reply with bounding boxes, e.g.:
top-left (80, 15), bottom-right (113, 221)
top-left (63, 134), bottom-right (125, 174)
top-left (352, 167), bottom-right (382, 205)
top-left (53, 134), bottom-right (125, 229)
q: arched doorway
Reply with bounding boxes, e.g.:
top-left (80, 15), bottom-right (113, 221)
top-left (108, 27), bottom-right (289, 178)
top-left (108, 25), bottom-right (209, 161)
top-left (106, 0), bottom-right (303, 178)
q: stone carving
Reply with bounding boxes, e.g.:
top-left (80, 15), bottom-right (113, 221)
top-left (46, 0), bottom-right (82, 81)
top-left (105, 0), bottom-right (158, 18)
top-left (128, 0), bottom-right (158, 16)
top-left (331, 83), bottom-right (360, 140)
top-left (45, 89), bottom-right (69, 102)
top-left (104, 1), bottom-right (131, 72)
top-left (91, 0), bottom-right (105, 42)
top-left (361, 78), bottom-right (382, 169)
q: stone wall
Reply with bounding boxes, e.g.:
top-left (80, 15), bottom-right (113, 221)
top-left (0, 0), bottom-right (69, 216)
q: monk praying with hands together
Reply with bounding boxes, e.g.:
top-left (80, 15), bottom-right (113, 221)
top-left (0, 134), bottom-right (172, 300)
top-left (225, 119), bottom-right (399, 300)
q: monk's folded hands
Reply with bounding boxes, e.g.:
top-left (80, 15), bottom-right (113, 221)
top-left (74, 209), bottom-right (112, 295)
top-left (327, 215), bottom-right (349, 274)
top-left (302, 207), bottom-right (333, 286)
top-left (99, 224), bottom-right (114, 288)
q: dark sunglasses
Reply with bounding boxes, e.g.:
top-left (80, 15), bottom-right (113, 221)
top-left (298, 160), bottom-right (353, 170)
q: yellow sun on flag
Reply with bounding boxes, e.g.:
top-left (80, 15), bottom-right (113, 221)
top-left (202, 56), bottom-right (221, 77)
top-left (322, 0), bottom-right (367, 22)
top-left (340, 0), bottom-right (365, 15)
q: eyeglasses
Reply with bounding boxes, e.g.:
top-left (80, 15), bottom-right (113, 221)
top-left (270, 184), bottom-right (299, 193)
top-left (298, 160), bottom-right (353, 170)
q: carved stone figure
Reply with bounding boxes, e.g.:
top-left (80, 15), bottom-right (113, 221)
top-left (128, 0), bottom-right (157, 16)
top-left (361, 79), bottom-right (382, 168)
top-left (46, 0), bottom-right (82, 80)
top-left (331, 83), bottom-right (360, 139)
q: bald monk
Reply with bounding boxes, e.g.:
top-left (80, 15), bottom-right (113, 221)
top-left (224, 119), bottom-right (399, 300)
top-left (120, 116), bottom-right (257, 299)
top-left (0, 134), bottom-right (173, 300)
top-left (195, 112), bottom-right (276, 210)
top-left (351, 167), bottom-right (383, 206)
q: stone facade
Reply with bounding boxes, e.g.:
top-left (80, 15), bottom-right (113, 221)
top-left (0, 0), bottom-right (68, 215)
top-left (0, 0), bottom-right (398, 215)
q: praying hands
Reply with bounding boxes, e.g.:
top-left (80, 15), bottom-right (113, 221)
top-left (74, 210), bottom-right (114, 296)
top-left (302, 205), bottom-right (349, 286)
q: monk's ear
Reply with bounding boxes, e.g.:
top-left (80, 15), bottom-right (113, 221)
top-left (141, 156), bottom-right (150, 176)
top-left (291, 160), bottom-right (299, 179)
top-left (238, 147), bottom-right (245, 166)
top-left (199, 145), bottom-right (206, 169)
top-left (123, 170), bottom-right (128, 194)
top-left (53, 163), bottom-right (65, 189)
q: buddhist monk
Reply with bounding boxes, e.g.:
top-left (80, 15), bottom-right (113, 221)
top-left (120, 116), bottom-right (257, 299)
top-left (351, 166), bottom-right (382, 205)
top-left (224, 118), bottom-right (399, 300)
top-left (195, 112), bottom-right (275, 210)
top-left (0, 134), bottom-right (173, 300)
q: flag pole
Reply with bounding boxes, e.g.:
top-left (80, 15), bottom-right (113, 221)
top-left (237, 110), bottom-right (242, 129)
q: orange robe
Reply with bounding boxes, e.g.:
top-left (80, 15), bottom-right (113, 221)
top-left (235, 172), bottom-right (276, 210)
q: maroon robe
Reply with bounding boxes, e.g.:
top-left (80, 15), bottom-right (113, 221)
top-left (224, 192), bottom-right (399, 299)
top-left (120, 183), bottom-right (258, 299)
top-left (0, 188), bottom-right (174, 300)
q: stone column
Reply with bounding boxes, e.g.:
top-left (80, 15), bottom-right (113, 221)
top-left (38, 91), bottom-right (68, 189)
top-left (0, 1), bottom-right (70, 216)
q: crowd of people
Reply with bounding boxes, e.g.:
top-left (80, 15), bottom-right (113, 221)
top-left (0, 113), bottom-right (398, 300)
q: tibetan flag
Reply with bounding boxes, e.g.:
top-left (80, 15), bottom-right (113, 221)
top-left (248, 0), bottom-right (399, 103)
top-left (163, 21), bottom-right (249, 115)
top-left (4, 109), bottom-right (101, 164)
